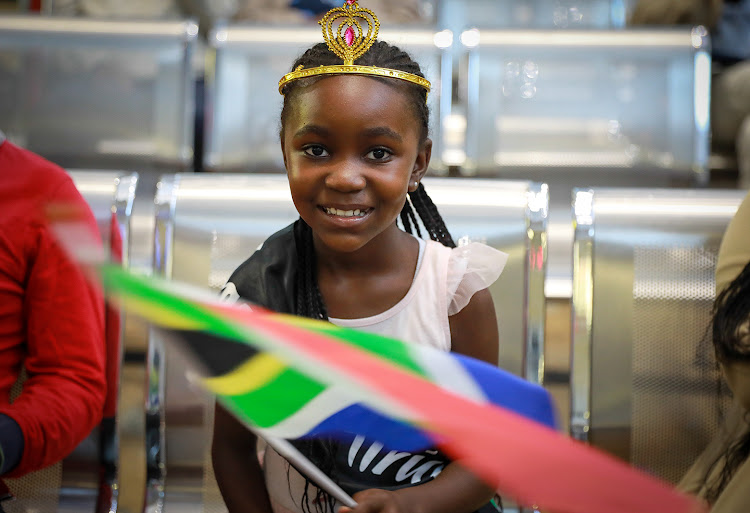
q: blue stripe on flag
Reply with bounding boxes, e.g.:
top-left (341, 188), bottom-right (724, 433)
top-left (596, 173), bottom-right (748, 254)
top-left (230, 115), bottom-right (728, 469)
top-left (453, 354), bottom-right (558, 429)
top-left (300, 356), bottom-right (557, 451)
top-left (306, 404), bottom-right (434, 450)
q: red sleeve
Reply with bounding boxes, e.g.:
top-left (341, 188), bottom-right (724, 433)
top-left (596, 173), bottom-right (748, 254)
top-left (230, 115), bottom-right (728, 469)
top-left (0, 178), bottom-right (106, 477)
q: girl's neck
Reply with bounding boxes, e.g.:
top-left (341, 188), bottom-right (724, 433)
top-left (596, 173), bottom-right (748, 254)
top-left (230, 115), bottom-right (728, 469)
top-left (314, 225), bottom-right (421, 319)
top-left (313, 224), bottom-right (416, 276)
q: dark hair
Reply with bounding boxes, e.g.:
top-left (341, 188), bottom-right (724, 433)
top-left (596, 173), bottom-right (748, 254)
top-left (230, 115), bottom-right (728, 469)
top-left (711, 262), bottom-right (750, 366)
top-left (702, 260), bottom-right (750, 505)
top-left (281, 41), bottom-right (454, 513)
top-left (280, 40), bottom-right (430, 143)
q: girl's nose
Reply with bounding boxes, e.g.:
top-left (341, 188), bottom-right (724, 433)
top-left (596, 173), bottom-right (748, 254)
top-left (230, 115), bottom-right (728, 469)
top-left (324, 162), bottom-right (366, 192)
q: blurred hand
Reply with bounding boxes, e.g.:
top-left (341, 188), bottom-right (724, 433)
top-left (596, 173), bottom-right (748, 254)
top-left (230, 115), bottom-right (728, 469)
top-left (339, 489), bottom-right (416, 513)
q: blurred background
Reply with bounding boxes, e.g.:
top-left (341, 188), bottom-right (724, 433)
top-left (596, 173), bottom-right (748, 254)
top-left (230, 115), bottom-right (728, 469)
top-left (1, 0), bottom-right (748, 512)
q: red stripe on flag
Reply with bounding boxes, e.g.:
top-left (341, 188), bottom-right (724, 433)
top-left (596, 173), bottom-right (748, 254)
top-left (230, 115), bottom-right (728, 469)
top-left (216, 305), bottom-right (705, 513)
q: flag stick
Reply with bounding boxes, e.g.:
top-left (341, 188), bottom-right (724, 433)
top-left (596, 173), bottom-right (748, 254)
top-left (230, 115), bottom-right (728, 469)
top-left (181, 346), bottom-right (357, 508)
top-left (262, 435), bottom-right (358, 509)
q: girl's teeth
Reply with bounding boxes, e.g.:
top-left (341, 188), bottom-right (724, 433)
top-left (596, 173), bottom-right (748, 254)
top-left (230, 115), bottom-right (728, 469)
top-left (325, 207), bottom-right (365, 217)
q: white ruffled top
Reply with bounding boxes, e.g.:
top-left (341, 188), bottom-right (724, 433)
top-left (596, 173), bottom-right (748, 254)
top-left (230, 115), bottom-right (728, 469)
top-left (329, 237), bottom-right (508, 352)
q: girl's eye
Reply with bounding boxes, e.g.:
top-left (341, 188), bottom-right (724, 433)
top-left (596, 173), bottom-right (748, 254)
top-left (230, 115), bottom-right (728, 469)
top-left (366, 148), bottom-right (391, 160)
top-left (304, 145), bottom-right (329, 157)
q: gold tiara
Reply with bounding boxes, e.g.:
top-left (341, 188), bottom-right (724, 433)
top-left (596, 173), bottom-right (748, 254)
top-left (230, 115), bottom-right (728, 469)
top-left (278, 0), bottom-right (431, 95)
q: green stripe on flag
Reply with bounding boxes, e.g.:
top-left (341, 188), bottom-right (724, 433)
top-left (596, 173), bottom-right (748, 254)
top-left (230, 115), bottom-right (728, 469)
top-left (225, 369), bottom-right (325, 428)
top-left (100, 264), bottom-right (250, 340)
top-left (294, 321), bottom-right (428, 378)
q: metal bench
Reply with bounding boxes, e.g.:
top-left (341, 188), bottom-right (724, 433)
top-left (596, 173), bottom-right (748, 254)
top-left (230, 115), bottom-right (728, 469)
top-left (459, 27), bottom-right (711, 185)
top-left (438, 0), bottom-right (630, 33)
top-left (146, 173), bottom-right (548, 512)
top-left (203, 26), bottom-right (453, 173)
top-left (570, 187), bottom-right (746, 484)
top-left (0, 17), bottom-right (197, 173)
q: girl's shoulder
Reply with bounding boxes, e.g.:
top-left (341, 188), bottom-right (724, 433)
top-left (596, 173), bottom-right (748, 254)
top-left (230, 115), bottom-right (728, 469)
top-left (222, 222), bottom-right (298, 312)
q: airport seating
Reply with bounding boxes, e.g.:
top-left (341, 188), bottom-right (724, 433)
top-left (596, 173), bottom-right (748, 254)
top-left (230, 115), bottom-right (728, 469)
top-left (0, 17), bottom-right (198, 173)
top-left (146, 173), bottom-right (548, 511)
top-left (570, 187), bottom-right (746, 484)
top-left (3, 170), bottom-right (137, 513)
top-left (458, 27), bottom-right (711, 185)
top-left (203, 26), bottom-right (453, 173)
top-left (438, 0), bottom-right (632, 33)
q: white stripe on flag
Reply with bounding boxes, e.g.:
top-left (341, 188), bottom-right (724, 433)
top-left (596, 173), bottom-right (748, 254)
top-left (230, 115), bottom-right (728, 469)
top-left (408, 345), bottom-right (487, 403)
top-left (262, 385), bottom-right (412, 440)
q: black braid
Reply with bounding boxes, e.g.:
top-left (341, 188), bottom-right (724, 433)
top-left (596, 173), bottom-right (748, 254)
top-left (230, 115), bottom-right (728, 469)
top-left (293, 219), bottom-right (328, 320)
top-left (701, 260), bottom-right (750, 505)
top-left (282, 40), bottom-right (455, 513)
top-left (408, 183), bottom-right (455, 248)
top-left (398, 207), bottom-right (413, 234)
top-left (399, 197), bottom-right (423, 239)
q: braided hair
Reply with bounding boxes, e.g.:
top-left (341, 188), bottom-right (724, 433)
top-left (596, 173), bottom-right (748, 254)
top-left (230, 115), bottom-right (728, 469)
top-left (702, 260), bottom-right (750, 505)
top-left (280, 41), bottom-right (455, 513)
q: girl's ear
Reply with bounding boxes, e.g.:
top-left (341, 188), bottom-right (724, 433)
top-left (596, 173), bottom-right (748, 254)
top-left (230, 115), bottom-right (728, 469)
top-left (410, 137), bottom-right (432, 186)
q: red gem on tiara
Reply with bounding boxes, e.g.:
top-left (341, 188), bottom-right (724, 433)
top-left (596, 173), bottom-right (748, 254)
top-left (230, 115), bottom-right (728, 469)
top-left (345, 0), bottom-right (355, 4)
top-left (344, 26), bottom-right (355, 46)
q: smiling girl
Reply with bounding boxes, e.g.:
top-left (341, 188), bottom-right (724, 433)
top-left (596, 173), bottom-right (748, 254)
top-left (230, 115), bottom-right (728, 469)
top-left (211, 3), bottom-right (508, 512)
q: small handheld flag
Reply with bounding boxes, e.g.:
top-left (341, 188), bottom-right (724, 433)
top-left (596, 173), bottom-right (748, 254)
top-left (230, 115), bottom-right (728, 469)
top-left (95, 263), bottom-right (704, 513)
top-left (48, 215), bottom-right (705, 513)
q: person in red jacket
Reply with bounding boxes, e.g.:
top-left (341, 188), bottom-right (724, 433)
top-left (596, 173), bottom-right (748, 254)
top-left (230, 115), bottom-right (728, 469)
top-left (0, 131), bottom-right (106, 490)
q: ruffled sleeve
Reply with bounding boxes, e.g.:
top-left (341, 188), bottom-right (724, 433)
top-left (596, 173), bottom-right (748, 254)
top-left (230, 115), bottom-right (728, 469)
top-left (446, 242), bottom-right (508, 316)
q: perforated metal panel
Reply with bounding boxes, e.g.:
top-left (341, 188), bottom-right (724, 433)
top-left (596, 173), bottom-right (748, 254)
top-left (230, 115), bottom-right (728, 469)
top-left (3, 465), bottom-right (63, 513)
top-left (570, 188), bottom-right (746, 486)
top-left (209, 233), bottom-right (260, 292)
top-left (631, 245), bottom-right (725, 483)
top-left (3, 376), bottom-right (63, 513)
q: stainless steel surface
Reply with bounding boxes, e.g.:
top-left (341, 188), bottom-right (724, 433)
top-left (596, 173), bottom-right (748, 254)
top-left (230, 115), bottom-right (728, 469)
top-left (0, 16), bottom-right (197, 172)
top-left (204, 26), bottom-right (451, 173)
top-left (147, 174), bottom-right (547, 512)
top-left (0, 16), bottom-right (197, 39)
top-left (545, 217), bottom-right (574, 299)
top-left (439, 0), bottom-right (632, 32)
top-left (3, 170), bottom-right (136, 513)
top-left (569, 187), bottom-right (746, 483)
top-left (524, 183), bottom-right (548, 384)
top-left (462, 27), bottom-right (711, 183)
top-left (471, 28), bottom-right (702, 47)
top-left (145, 175), bottom-right (180, 513)
top-left (570, 189), bottom-right (594, 442)
top-left (73, 171), bottom-right (138, 513)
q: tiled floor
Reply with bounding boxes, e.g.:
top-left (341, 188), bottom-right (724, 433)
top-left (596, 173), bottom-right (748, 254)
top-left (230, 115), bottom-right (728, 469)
top-left (544, 298), bottom-right (572, 433)
top-left (118, 363), bottom-right (147, 513)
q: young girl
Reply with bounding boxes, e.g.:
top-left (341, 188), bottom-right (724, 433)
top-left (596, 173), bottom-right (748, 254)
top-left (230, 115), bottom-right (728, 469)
top-left (213, 3), bottom-right (507, 512)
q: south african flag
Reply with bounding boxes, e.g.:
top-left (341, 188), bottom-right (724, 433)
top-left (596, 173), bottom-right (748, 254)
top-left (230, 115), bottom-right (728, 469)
top-left (93, 263), bottom-right (704, 513)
